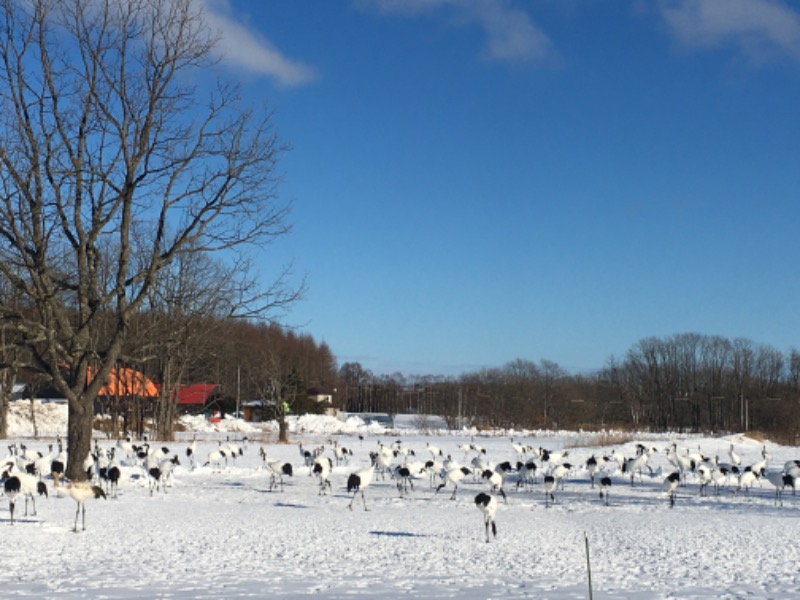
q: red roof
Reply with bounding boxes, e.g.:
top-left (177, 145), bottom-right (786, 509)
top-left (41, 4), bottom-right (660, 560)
top-left (175, 383), bottom-right (220, 406)
top-left (89, 367), bottom-right (159, 398)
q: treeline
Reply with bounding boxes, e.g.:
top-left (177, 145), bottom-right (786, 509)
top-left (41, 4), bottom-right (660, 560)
top-left (130, 317), bottom-right (339, 439)
top-left (1, 314), bottom-right (338, 440)
top-left (336, 333), bottom-right (800, 440)
top-left (5, 326), bottom-right (798, 441)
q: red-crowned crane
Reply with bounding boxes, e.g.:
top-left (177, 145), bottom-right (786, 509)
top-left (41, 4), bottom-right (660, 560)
top-left (3, 469), bottom-right (48, 524)
top-left (186, 436), bottom-right (197, 470)
top-left (599, 476), bottom-right (612, 506)
top-left (543, 475), bottom-right (556, 508)
top-left (474, 492), bottom-right (498, 543)
top-left (481, 469), bottom-right (507, 504)
top-left (436, 466), bottom-right (472, 500)
top-left (313, 456), bottom-right (333, 495)
top-left (347, 466), bottom-right (375, 511)
top-left (663, 472), bottom-right (680, 508)
top-left (764, 470), bottom-right (794, 506)
top-left (65, 480), bottom-right (106, 532)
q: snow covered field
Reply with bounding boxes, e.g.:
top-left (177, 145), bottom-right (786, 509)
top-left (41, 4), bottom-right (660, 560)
top-left (2, 402), bottom-right (799, 599)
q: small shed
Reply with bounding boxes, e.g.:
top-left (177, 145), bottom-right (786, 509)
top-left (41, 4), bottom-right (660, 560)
top-left (307, 388), bottom-right (334, 404)
top-left (242, 399), bottom-right (276, 422)
top-left (175, 383), bottom-right (221, 415)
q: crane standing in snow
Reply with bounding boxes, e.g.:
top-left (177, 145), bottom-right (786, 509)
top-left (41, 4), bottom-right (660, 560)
top-left (481, 469), bottom-right (507, 504)
top-left (65, 480), bottom-right (107, 532)
top-left (186, 436), bottom-right (197, 470)
top-left (3, 468), bottom-right (48, 525)
top-left (599, 476), bottom-right (612, 506)
top-left (436, 466), bottom-right (472, 500)
top-left (663, 472), bottom-right (680, 508)
top-left (764, 470), bottom-right (794, 506)
top-left (474, 492), bottom-right (498, 543)
top-left (347, 466), bottom-right (375, 511)
top-left (312, 456), bottom-right (333, 495)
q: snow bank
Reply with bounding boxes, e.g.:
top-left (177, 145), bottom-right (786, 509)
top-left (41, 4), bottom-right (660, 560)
top-left (4, 400), bottom-right (68, 438)
top-left (3, 400), bottom-right (460, 439)
top-left (1, 401), bottom-right (406, 441)
top-left (0, 400), bottom-right (752, 451)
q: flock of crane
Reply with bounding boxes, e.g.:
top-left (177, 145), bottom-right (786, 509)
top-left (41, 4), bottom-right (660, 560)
top-left (3, 432), bottom-right (799, 541)
top-left (274, 435), bottom-right (799, 542)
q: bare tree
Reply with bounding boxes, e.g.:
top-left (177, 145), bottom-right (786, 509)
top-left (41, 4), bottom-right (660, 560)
top-left (538, 359), bottom-right (566, 428)
top-left (139, 251), bottom-right (249, 441)
top-left (0, 0), bottom-right (296, 479)
top-left (251, 348), bottom-right (295, 444)
top-left (788, 349), bottom-right (800, 391)
top-left (339, 362), bottom-right (372, 412)
top-left (504, 359), bottom-right (540, 426)
top-left (0, 280), bottom-right (27, 436)
top-left (0, 359), bottom-right (19, 438)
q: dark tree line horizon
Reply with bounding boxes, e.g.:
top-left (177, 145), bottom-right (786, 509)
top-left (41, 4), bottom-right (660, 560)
top-left (337, 332), bottom-right (800, 441)
top-left (0, 314), bottom-right (339, 441)
top-left (3, 323), bottom-right (799, 443)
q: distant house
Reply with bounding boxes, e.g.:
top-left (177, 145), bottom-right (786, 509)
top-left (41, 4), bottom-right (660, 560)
top-left (240, 389), bottom-right (335, 422)
top-left (307, 388), bottom-right (333, 404)
top-left (12, 385), bottom-right (68, 403)
top-left (173, 383), bottom-right (221, 415)
top-left (8, 368), bottom-right (157, 407)
top-left (89, 367), bottom-right (159, 415)
top-left (92, 367), bottom-right (158, 398)
top-left (11, 383), bottom-right (27, 401)
top-left (242, 399), bottom-right (276, 423)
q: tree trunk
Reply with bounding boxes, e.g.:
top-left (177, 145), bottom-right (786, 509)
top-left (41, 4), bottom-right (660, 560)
top-left (0, 374), bottom-right (10, 439)
top-left (30, 397), bottom-right (39, 439)
top-left (153, 362), bottom-right (179, 442)
top-left (278, 416), bottom-right (289, 443)
top-left (66, 397), bottom-right (94, 481)
top-left (0, 389), bottom-right (8, 439)
top-left (154, 390), bottom-right (177, 442)
top-left (0, 363), bottom-right (19, 439)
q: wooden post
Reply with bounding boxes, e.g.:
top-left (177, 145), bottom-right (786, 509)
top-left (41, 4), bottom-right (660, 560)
top-left (585, 532), bottom-right (593, 600)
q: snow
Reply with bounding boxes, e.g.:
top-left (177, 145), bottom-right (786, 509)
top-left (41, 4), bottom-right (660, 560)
top-left (2, 401), bottom-right (799, 599)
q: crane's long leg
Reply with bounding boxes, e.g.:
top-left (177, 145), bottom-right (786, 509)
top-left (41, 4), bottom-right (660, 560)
top-left (73, 502), bottom-right (80, 532)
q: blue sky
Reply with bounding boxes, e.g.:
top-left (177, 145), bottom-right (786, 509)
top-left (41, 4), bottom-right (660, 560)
top-left (201, 0), bottom-right (800, 376)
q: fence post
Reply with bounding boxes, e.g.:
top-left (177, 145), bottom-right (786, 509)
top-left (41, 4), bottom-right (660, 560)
top-left (585, 532), bottom-right (593, 600)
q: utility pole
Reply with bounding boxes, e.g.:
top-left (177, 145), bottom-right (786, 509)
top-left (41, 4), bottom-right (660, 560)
top-left (745, 397), bottom-right (749, 432)
top-left (740, 392), bottom-right (744, 429)
top-left (236, 366), bottom-right (241, 418)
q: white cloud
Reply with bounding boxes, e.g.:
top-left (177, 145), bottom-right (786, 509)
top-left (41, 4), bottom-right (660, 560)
top-left (357, 0), bottom-right (557, 64)
top-left (472, 2), bottom-right (555, 63)
top-left (200, 0), bottom-right (317, 87)
top-left (660, 0), bottom-right (800, 65)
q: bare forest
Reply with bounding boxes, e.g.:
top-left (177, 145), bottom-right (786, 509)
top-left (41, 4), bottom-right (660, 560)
top-left (3, 305), bottom-right (799, 444)
top-left (338, 333), bottom-right (800, 442)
